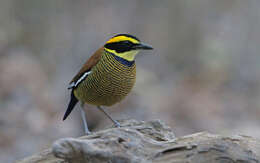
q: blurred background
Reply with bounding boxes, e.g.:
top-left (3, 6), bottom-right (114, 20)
top-left (1, 0), bottom-right (260, 162)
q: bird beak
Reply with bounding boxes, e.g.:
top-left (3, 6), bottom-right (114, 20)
top-left (133, 43), bottom-right (153, 50)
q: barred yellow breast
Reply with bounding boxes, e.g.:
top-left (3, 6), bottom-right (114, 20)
top-left (73, 50), bottom-right (136, 106)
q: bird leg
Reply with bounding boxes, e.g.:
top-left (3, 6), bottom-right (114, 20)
top-left (80, 103), bottom-right (91, 135)
top-left (97, 106), bottom-right (121, 127)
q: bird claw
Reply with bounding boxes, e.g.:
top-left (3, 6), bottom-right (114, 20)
top-left (114, 121), bottom-right (121, 128)
top-left (85, 131), bottom-right (92, 135)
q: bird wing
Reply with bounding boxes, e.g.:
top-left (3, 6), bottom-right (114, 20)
top-left (68, 47), bottom-right (104, 89)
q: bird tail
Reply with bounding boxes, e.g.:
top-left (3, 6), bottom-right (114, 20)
top-left (63, 90), bottom-right (78, 121)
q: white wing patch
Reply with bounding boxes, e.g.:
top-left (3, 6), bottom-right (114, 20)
top-left (68, 71), bottom-right (92, 89)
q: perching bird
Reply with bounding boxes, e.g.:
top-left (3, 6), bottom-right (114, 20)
top-left (63, 34), bottom-right (153, 134)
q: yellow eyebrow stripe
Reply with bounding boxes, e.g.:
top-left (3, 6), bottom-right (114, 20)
top-left (106, 36), bottom-right (139, 44)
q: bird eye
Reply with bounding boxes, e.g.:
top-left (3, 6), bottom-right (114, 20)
top-left (122, 41), bottom-right (133, 48)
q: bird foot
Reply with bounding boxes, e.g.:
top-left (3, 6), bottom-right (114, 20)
top-left (114, 121), bottom-right (121, 128)
top-left (85, 131), bottom-right (92, 135)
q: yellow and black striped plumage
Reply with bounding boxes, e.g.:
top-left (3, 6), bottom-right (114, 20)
top-left (74, 50), bottom-right (136, 106)
top-left (63, 34), bottom-right (153, 131)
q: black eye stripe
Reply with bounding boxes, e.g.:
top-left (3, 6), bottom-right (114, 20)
top-left (105, 41), bottom-right (138, 53)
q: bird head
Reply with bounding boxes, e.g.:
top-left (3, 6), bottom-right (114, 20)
top-left (104, 34), bottom-right (153, 61)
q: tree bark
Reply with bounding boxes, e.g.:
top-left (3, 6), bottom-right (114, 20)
top-left (17, 119), bottom-right (260, 163)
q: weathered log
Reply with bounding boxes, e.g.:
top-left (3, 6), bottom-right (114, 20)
top-left (17, 119), bottom-right (260, 163)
